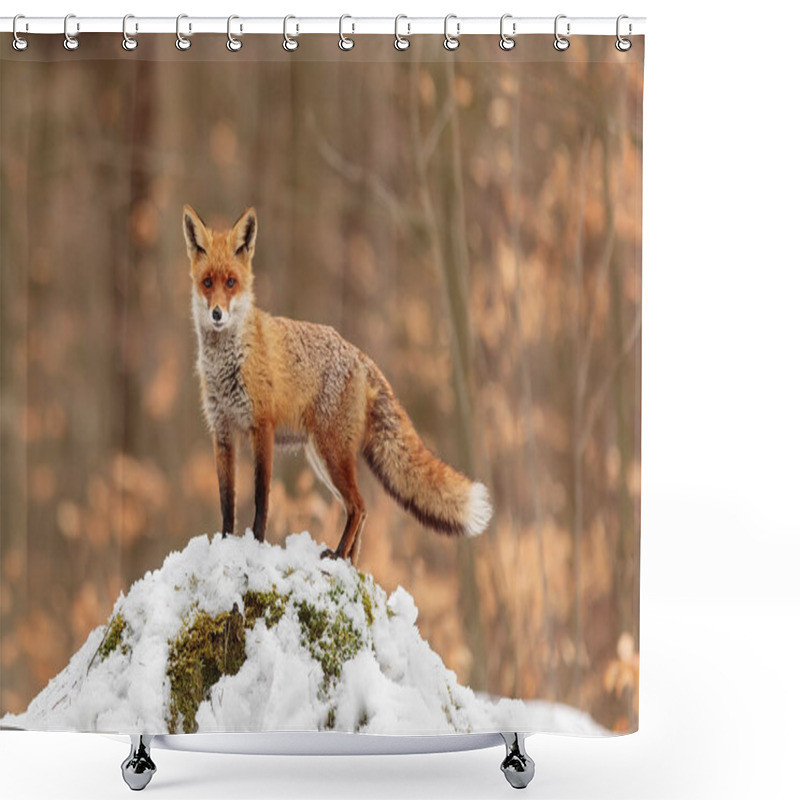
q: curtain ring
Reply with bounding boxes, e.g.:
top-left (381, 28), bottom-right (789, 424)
top-left (394, 14), bottom-right (410, 51)
top-left (63, 13), bottom-right (79, 51)
top-left (339, 14), bottom-right (355, 51)
top-left (283, 15), bottom-right (299, 51)
top-left (499, 14), bottom-right (516, 51)
top-left (227, 15), bottom-right (243, 51)
top-left (443, 14), bottom-right (460, 51)
top-left (12, 14), bottom-right (29, 51)
top-left (616, 14), bottom-right (632, 51)
top-left (553, 14), bottom-right (570, 51)
top-left (176, 14), bottom-right (191, 50)
top-left (122, 14), bottom-right (138, 51)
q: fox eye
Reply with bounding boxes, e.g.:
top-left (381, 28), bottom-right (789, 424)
top-left (226, 277), bottom-right (236, 288)
top-left (203, 277), bottom-right (213, 289)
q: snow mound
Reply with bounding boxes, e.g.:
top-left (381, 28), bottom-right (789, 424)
top-left (1, 532), bottom-right (605, 736)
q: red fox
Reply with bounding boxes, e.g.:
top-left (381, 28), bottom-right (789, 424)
top-left (183, 206), bottom-right (492, 564)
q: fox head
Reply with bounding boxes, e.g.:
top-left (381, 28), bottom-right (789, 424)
top-left (183, 205), bottom-right (257, 334)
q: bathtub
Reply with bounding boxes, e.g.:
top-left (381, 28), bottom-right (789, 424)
top-left (119, 731), bottom-right (534, 791)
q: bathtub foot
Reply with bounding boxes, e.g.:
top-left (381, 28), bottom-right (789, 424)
top-left (500, 732), bottom-right (535, 789)
top-left (121, 734), bottom-right (156, 791)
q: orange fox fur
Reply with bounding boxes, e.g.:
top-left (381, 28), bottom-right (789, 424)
top-left (183, 206), bottom-right (492, 563)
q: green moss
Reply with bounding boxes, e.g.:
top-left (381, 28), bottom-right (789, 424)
top-left (443, 704), bottom-right (453, 726)
top-left (297, 600), bottom-right (362, 687)
top-left (167, 604), bottom-right (246, 734)
top-left (165, 587), bottom-right (291, 734)
top-left (442, 684), bottom-right (462, 727)
top-left (165, 576), bottom-right (369, 733)
top-left (355, 708), bottom-right (369, 732)
top-left (356, 576), bottom-right (375, 627)
top-left (243, 589), bottom-right (287, 630)
top-left (98, 613), bottom-right (129, 661)
top-left (327, 574), bottom-right (373, 627)
top-left (327, 580), bottom-right (345, 604)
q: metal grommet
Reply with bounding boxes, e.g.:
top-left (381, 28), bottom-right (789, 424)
top-left (122, 14), bottom-right (138, 51)
top-left (394, 14), bottom-right (410, 51)
top-left (176, 14), bottom-right (191, 51)
top-left (63, 13), bottom-right (79, 51)
top-left (443, 13), bottom-right (460, 51)
top-left (12, 15), bottom-right (29, 51)
top-left (339, 14), bottom-right (355, 51)
top-left (554, 14), bottom-right (570, 51)
top-left (499, 14), bottom-right (516, 51)
top-left (283, 15), bottom-right (299, 51)
top-left (616, 14), bottom-right (632, 51)
top-left (227, 15), bottom-right (243, 51)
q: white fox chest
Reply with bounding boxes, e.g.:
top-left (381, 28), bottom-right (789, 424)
top-left (197, 332), bottom-right (254, 433)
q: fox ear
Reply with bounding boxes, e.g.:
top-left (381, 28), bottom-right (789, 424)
top-left (232, 207), bottom-right (257, 258)
top-left (183, 205), bottom-right (210, 259)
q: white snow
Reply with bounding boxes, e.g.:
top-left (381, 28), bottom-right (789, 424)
top-left (1, 531), bottom-right (605, 737)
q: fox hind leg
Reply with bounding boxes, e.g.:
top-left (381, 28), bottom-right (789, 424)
top-left (327, 482), bottom-right (366, 564)
top-left (308, 440), bottom-right (365, 564)
top-left (350, 513), bottom-right (367, 566)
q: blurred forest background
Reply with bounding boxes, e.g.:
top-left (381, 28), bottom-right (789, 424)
top-left (0, 35), bottom-right (642, 731)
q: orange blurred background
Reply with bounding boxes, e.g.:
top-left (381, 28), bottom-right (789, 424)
top-left (0, 34), bottom-right (642, 730)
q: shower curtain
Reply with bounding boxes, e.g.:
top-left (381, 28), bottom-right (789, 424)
top-left (0, 31), bottom-right (643, 737)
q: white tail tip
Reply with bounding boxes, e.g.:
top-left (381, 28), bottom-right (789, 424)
top-left (464, 482), bottom-right (492, 537)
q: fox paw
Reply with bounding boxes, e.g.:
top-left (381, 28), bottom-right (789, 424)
top-left (320, 548), bottom-right (342, 561)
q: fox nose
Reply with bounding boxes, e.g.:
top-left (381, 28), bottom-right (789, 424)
top-left (212, 306), bottom-right (222, 323)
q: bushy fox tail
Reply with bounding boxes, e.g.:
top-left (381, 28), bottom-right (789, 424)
top-left (361, 364), bottom-right (492, 537)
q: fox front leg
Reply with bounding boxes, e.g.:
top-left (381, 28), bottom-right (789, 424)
top-left (251, 423), bottom-right (274, 543)
top-left (213, 430), bottom-right (236, 536)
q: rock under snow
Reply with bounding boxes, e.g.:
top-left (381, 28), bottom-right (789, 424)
top-left (1, 532), bottom-right (604, 736)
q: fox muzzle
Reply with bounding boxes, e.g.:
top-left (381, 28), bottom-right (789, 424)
top-left (208, 304), bottom-right (230, 330)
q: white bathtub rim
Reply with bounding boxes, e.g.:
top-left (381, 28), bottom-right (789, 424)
top-left (124, 730), bottom-right (515, 756)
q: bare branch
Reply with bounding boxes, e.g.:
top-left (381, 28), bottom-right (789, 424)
top-left (308, 111), bottom-right (420, 231)
top-left (421, 94), bottom-right (457, 168)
